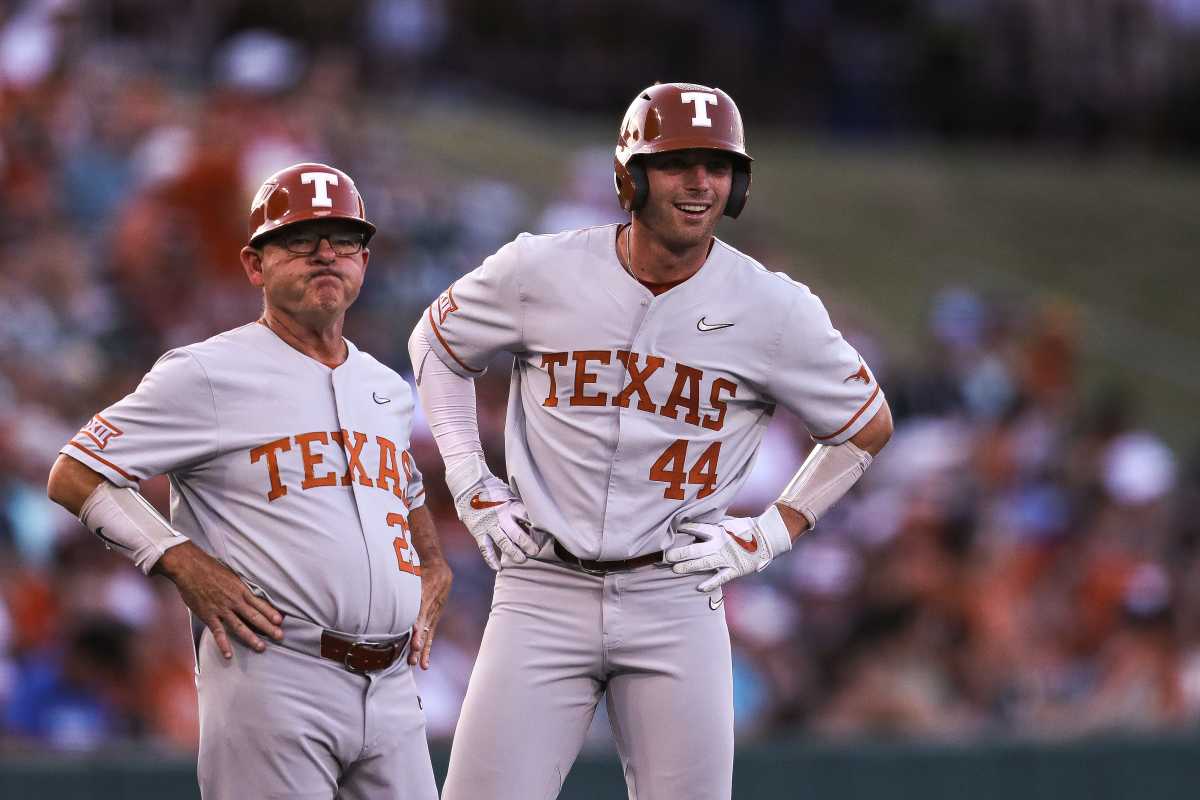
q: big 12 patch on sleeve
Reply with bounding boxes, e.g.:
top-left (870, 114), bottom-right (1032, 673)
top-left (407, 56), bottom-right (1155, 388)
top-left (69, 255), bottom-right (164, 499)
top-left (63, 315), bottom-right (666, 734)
top-left (80, 415), bottom-right (124, 450)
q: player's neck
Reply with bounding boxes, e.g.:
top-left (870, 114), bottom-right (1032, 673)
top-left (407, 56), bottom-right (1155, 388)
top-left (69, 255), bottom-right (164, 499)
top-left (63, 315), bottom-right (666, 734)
top-left (259, 309), bottom-right (348, 369)
top-left (619, 222), bottom-right (712, 286)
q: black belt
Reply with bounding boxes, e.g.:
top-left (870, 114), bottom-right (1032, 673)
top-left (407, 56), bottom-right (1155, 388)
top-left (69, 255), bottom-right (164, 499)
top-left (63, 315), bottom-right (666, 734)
top-left (319, 630), bottom-right (410, 674)
top-left (553, 540), bottom-right (663, 575)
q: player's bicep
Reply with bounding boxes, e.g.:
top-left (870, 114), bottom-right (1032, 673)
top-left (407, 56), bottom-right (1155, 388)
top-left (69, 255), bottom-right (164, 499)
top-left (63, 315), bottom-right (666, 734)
top-left (62, 349), bottom-right (219, 485)
top-left (767, 290), bottom-right (885, 445)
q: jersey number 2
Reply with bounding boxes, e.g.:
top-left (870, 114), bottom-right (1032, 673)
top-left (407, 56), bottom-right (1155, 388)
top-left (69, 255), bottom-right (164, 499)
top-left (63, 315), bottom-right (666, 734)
top-left (649, 440), bottom-right (721, 500)
top-left (386, 512), bottom-right (422, 576)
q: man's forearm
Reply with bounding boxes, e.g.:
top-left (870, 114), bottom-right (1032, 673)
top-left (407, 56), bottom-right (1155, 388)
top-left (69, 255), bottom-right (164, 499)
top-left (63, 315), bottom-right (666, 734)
top-left (408, 504), bottom-right (447, 566)
top-left (774, 402), bottom-right (894, 541)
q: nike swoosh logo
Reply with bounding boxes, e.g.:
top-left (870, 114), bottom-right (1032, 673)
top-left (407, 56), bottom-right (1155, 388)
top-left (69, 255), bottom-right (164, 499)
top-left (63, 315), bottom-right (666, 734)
top-left (709, 596), bottom-right (724, 610)
top-left (372, 392), bottom-right (391, 404)
top-left (94, 526), bottom-right (132, 551)
top-left (469, 494), bottom-right (506, 510)
top-left (724, 526), bottom-right (758, 553)
top-left (697, 317), bottom-right (735, 332)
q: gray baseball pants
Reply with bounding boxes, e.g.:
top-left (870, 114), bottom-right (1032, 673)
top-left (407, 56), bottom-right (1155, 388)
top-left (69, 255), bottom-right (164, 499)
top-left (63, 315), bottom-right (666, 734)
top-left (195, 620), bottom-right (438, 800)
top-left (441, 547), bottom-right (734, 800)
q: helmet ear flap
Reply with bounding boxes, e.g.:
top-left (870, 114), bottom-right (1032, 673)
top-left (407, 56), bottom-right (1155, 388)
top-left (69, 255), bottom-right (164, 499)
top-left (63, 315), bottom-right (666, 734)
top-left (627, 158), bottom-right (649, 212)
top-left (614, 156), bottom-right (650, 213)
top-left (724, 162), bottom-right (752, 219)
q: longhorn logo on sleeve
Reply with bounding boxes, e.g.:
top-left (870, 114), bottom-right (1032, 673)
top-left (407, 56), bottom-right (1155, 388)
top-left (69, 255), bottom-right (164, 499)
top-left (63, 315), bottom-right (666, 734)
top-left (843, 363), bottom-right (871, 384)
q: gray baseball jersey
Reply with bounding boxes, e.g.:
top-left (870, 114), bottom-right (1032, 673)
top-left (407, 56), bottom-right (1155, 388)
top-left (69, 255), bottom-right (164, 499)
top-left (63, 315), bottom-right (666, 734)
top-left (62, 321), bottom-right (437, 799)
top-left (418, 223), bottom-right (883, 560)
top-left (63, 322), bottom-right (426, 634)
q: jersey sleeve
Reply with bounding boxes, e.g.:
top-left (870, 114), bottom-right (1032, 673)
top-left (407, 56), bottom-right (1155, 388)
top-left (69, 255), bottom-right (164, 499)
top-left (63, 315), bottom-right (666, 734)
top-left (765, 282), bottom-right (885, 445)
top-left (61, 348), bottom-right (219, 487)
top-left (418, 237), bottom-right (524, 378)
top-left (404, 454), bottom-right (426, 512)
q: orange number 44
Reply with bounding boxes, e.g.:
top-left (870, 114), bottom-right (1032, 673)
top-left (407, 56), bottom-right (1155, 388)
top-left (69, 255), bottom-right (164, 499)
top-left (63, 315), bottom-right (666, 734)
top-left (649, 439), bottom-right (721, 500)
top-left (386, 512), bottom-right (422, 576)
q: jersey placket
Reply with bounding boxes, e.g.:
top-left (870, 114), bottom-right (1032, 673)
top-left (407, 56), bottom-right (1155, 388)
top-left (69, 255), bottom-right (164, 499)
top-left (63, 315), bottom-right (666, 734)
top-left (596, 293), bottom-right (654, 561)
top-left (330, 362), bottom-right (377, 633)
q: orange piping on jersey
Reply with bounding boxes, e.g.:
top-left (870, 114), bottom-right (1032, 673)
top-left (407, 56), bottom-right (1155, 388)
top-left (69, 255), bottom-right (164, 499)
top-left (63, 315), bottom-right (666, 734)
top-left (813, 386), bottom-right (881, 442)
top-left (80, 429), bottom-right (107, 450)
top-left (66, 440), bottom-right (139, 482)
top-left (94, 414), bottom-right (123, 434)
top-left (427, 304), bottom-right (484, 375)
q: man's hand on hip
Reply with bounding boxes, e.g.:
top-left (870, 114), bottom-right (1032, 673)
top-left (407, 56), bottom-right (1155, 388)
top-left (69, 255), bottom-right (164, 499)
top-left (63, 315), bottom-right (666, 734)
top-left (154, 541), bottom-right (284, 659)
top-left (444, 454), bottom-right (540, 571)
top-left (452, 475), bottom-right (539, 570)
top-left (665, 506), bottom-right (793, 592)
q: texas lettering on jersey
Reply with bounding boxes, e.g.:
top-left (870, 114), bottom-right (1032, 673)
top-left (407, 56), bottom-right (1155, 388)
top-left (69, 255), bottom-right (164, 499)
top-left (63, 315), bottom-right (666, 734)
top-left (249, 429), bottom-right (424, 510)
top-left (539, 350), bottom-right (736, 432)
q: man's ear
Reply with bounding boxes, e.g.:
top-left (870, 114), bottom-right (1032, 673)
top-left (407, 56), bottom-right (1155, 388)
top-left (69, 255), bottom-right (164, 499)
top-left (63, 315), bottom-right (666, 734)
top-left (240, 245), bottom-right (265, 288)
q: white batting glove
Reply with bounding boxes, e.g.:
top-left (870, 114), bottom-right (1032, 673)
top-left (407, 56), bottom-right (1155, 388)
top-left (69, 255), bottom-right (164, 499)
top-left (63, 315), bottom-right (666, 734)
top-left (444, 455), bottom-right (540, 571)
top-left (665, 506), bottom-right (793, 593)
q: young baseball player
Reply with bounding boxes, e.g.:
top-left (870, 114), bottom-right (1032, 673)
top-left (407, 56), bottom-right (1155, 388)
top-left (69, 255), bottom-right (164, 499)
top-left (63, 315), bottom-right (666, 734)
top-left (408, 83), bottom-right (894, 799)
top-left (47, 163), bottom-right (447, 799)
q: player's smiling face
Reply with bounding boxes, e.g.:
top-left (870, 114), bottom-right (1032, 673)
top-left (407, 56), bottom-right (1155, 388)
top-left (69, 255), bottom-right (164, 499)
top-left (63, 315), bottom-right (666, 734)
top-left (243, 221), bottom-right (370, 322)
top-left (637, 149), bottom-right (733, 250)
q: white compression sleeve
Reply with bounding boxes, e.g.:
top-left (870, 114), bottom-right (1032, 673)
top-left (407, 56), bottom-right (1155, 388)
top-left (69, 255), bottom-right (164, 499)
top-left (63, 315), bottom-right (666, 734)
top-left (775, 440), bottom-right (874, 530)
top-left (408, 326), bottom-right (485, 466)
top-left (78, 482), bottom-right (189, 574)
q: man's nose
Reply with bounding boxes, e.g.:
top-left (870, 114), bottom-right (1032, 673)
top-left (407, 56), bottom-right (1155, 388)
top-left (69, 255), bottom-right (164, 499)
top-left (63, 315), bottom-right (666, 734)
top-left (310, 237), bottom-right (338, 261)
top-left (682, 163), bottom-right (711, 188)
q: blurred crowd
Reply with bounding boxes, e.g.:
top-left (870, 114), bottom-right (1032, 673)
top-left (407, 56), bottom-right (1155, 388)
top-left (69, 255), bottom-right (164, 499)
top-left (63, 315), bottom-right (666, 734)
top-left (2, 1), bottom-right (1200, 757)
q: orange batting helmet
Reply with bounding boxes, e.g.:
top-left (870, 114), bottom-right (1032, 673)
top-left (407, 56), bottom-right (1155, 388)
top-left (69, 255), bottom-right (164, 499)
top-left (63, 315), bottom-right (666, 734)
top-left (247, 162), bottom-right (376, 246)
top-left (613, 82), bottom-right (753, 218)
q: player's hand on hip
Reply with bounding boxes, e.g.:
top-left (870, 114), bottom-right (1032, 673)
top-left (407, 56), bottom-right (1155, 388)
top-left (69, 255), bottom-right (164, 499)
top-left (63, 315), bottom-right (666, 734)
top-left (154, 541), bottom-right (284, 659)
top-left (409, 556), bottom-right (452, 670)
top-left (453, 476), bottom-right (540, 570)
top-left (665, 506), bottom-right (793, 593)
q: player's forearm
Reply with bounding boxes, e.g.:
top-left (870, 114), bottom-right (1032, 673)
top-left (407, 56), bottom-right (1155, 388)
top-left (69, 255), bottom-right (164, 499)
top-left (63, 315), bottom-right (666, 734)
top-left (47, 453), bottom-right (107, 516)
top-left (773, 504), bottom-right (810, 541)
top-left (772, 402), bottom-right (892, 541)
top-left (407, 504), bottom-right (447, 566)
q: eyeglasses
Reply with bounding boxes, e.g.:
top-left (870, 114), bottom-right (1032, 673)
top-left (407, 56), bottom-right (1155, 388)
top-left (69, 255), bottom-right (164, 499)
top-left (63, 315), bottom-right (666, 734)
top-left (275, 230), bottom-right (366, 256)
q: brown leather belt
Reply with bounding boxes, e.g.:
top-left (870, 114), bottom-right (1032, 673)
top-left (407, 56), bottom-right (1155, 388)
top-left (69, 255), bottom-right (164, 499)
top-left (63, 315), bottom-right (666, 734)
top-left (319, 630), bottom-right (411, 674)
top-left (553, 540), bottom-right (663, 575)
